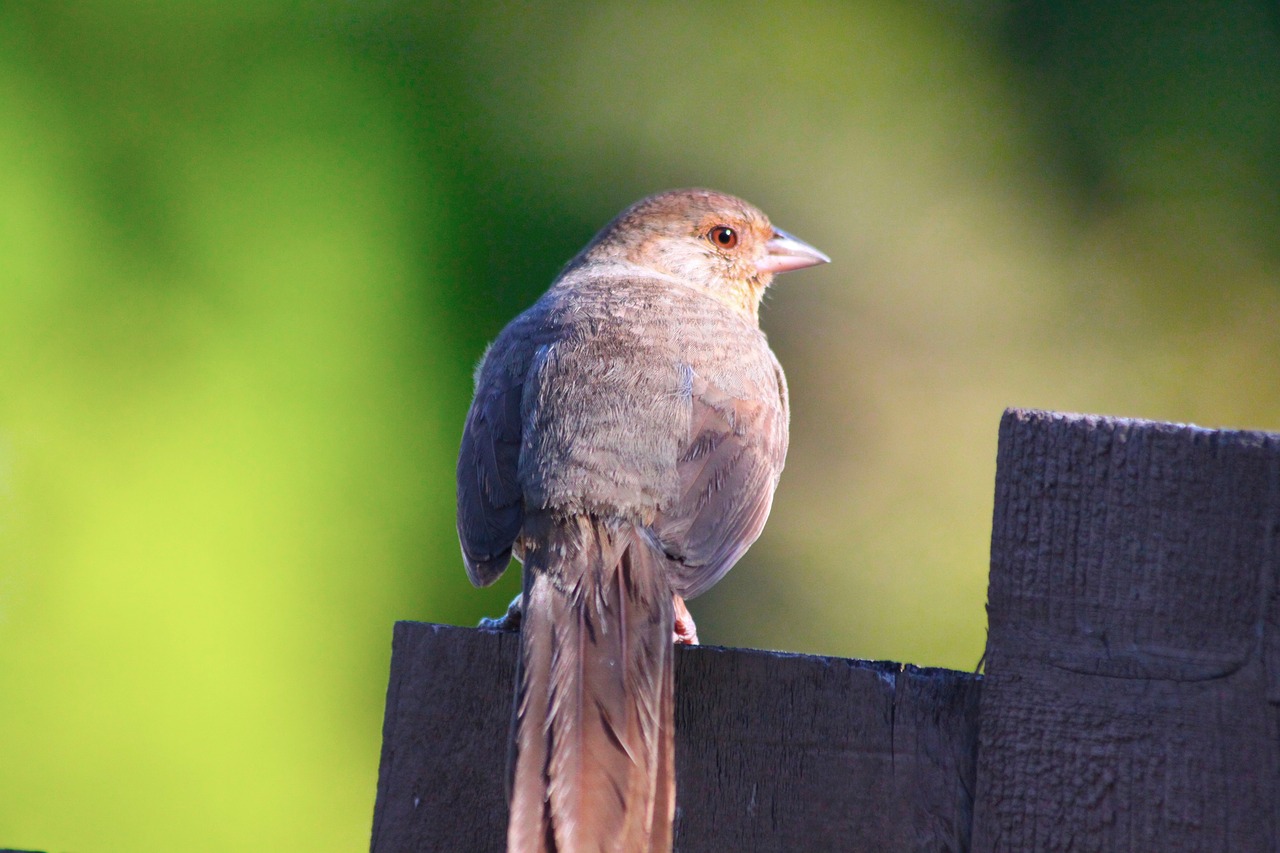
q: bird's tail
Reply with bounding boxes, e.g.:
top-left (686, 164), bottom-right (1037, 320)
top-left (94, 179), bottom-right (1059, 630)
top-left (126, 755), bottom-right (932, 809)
top-left (508, 513), bottom-right (675, 853)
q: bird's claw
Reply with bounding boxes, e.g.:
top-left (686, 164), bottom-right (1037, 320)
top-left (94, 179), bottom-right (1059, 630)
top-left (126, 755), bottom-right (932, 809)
top-left (673, 594), bottom-right (699, 645)
top-left (479, 594), bottom-right (523, 632)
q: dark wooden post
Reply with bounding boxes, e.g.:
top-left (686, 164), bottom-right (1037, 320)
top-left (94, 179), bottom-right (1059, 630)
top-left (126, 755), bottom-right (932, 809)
top-left (370, 408), bottom-right (1280, 851)
top-left (973, 409), bottom-right (1280, 851)
top-left (370, 625), bottom-right (981, 852)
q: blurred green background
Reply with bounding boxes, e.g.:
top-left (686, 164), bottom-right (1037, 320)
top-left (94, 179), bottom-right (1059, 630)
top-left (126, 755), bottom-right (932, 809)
top-left (2, 2), bottom-right (1278, 849)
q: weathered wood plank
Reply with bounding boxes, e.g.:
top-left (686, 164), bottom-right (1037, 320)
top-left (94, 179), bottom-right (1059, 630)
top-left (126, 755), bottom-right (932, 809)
top-left (973, 408), bottom-right (1280, 852)
top-left (370, 623), bottom-right (518, 853)
top-left (370, 622), bottom-right (981, 852)
top-left (671, 648), bottom-right (979, 852)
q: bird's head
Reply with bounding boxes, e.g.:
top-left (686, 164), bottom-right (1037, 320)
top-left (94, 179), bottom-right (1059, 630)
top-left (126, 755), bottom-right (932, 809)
top-left (577, 188), bottom-right (829, 317)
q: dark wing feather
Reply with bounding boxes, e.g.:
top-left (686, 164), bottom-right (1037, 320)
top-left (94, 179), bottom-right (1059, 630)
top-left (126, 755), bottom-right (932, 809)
top-left (456, 361), bottom-right (525, 587)
top-left (653, 367), bottom-right (788, 600)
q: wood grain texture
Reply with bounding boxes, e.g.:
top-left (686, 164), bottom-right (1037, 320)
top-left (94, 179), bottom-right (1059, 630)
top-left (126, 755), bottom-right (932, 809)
top-left (370, 622), bottom-right (518, 853)
top-left (973, 409), bottom-right (1280, 852)
top-left (370, 622), bottom-right (980, 852)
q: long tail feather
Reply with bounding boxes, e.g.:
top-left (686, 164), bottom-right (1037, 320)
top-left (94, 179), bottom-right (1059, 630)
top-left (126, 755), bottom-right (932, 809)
top-left (508, 514), bottom-right (675, 853)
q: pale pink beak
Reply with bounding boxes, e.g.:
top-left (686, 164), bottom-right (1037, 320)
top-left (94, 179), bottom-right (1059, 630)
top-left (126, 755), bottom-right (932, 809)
top-left (757, 229), bottom-right (830, 274)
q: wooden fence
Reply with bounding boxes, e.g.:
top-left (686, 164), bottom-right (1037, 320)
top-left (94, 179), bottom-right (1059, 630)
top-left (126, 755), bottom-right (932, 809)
top-left (370, 408), bottom-right (1280, 852)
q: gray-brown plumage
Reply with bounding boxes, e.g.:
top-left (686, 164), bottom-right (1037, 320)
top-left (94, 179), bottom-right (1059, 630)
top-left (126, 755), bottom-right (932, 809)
top-left (456, 189), bottom-right (828, 852)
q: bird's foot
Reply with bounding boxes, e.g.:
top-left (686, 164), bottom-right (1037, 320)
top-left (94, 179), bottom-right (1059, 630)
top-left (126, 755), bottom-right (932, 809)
top-left (673, 594), bottom-right (699, 645)
top-left (478, 594), bottom-right (523, 632)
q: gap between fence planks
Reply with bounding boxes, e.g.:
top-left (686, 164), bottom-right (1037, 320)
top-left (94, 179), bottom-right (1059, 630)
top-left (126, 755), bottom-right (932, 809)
top-left (370, 409), bottom-right (1280, 852)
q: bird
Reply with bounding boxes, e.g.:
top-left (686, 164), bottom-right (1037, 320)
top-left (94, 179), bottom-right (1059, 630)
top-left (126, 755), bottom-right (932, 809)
top-left (456, 188), bottom-right (828, 852)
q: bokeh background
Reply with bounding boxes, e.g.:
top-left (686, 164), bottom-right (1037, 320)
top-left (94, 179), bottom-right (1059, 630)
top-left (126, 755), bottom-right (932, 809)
top-left (2, 2), bottom-right (1278, 849)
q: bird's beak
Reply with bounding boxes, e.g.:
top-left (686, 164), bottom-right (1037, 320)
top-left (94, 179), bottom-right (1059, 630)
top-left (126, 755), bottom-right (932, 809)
top-left (757, 229), bottom-right (831, 274)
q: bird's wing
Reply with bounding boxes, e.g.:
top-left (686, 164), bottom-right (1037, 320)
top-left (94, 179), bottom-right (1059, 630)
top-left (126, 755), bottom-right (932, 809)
top-left (456, 346), bottom-right (526, 587)
top-left (652, 362), bottom-right (788, 599)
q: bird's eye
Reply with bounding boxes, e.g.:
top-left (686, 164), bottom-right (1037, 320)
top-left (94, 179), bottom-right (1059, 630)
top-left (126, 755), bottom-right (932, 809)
top-left (708, 226), bottom-right (739, 249)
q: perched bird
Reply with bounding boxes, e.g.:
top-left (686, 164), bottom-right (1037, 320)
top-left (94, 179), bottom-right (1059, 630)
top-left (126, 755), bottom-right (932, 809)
top-left (457, 189), bottom-right (828, 852)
